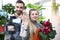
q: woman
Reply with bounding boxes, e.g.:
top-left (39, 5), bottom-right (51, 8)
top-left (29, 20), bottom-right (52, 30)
top-left (29, 9), bottom-right (43, 40)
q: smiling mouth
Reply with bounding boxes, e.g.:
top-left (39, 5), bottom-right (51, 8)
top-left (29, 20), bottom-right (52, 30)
top-left (33, 17), bottom-right (38, 18)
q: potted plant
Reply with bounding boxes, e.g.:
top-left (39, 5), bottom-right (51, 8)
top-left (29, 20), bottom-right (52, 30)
top-left (38, 19), bottom-right (57, 40)
top-left (0, 16), bottom-right (8, 40)
top-left (2, 3), bottom-right (15, 14)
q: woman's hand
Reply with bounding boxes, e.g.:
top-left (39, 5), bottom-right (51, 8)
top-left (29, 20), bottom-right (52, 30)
top-left (21, 13), bottom-right (28, 29)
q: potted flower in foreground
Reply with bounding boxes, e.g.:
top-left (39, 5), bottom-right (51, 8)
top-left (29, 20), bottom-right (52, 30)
top-left (38, 19), bottom-right (57, 40)
top-left (0, 16), bottom-right (8, 40)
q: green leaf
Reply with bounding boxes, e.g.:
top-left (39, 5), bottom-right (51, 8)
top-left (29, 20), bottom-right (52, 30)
top-left (26, 3), bottom-right (34, 8)
top-left (38, 16), bottom-right (45, 22)
top-left (0, 16), bottom-right (8, 26)
top-left (39, 32), bottom-right (49, 40)
top-left (3, 3), bottom-right (15, 14)
top-left (26, 3), bottom-right (46, 10)
top-left (48, 30), bottom-right (57, 39)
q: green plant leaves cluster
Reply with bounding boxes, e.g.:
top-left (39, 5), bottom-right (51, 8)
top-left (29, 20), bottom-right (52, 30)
top-left (26, 3), bottom-right (45, 10)
top-left (3, 3), bottom-right (15, 14)
top-left (0, 16), bottom-right (8, 26)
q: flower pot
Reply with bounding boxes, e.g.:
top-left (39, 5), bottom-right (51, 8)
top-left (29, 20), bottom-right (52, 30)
top-left (0, 26), bottom-right (5, 33)
top-left (0, 26), bottom-right (5, 40)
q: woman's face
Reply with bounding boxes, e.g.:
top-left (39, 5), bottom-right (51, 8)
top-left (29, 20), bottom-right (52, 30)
top-left (30, 10), bottom-right (39, 21)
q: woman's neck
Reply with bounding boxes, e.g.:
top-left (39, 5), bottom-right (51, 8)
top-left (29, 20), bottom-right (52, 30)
top-left (31, 20), bottom-right (37, 24)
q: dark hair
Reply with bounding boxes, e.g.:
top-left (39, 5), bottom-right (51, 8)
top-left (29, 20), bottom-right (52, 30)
top-left (16, 0), bottom-right (25, 6)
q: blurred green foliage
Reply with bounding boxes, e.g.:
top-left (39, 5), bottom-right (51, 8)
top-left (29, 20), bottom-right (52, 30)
top-left (3, 3), bottom-right (15, 14)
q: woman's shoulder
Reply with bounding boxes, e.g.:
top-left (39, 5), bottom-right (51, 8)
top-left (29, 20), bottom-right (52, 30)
top-left (37, 23), bottom-right (43, 28)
